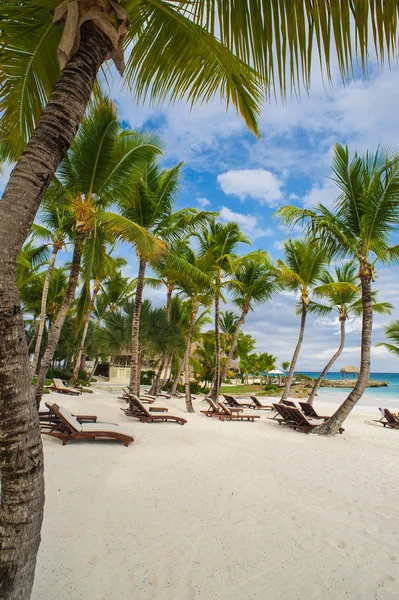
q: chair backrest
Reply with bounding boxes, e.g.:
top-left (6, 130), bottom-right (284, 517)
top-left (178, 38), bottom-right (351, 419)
top-left (223, 394), bottom-right (238, 407)
top-left (130, 394), bottom-right (151, 417)
top-left (218, 402), bottom-right (232, 415)
top-left (299, 402), bottom-right (316, 417)
top-left (205, 397), bottom-right (221, 413)
top-left (384, 409), bottom-right (399, 424)
top-left (287, 407), bottom-right (310, 426)
top-left (250, 395), bottom-right (261, 406)
top-left (282, 399), bottom-right (296, 408)
top-left (48, 403), bottom-right (82, 432)
top-left (273, 403), bottom-right (291, 420)
top-left (53, 378), bottom-right (66, 390)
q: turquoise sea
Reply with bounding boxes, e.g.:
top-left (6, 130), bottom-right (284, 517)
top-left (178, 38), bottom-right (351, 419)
top-left (301, 372), bottom-right (399, 408)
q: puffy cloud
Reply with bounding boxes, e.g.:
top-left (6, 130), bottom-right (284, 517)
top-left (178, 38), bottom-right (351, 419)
top-left (218, 206), bottom-right (272, 239)
top-left (217, 169), bottom-right (284, 206)
top-left (302, 179), bottom-right (337, 208)
top-left (196, 197), bottom-right (211, 208)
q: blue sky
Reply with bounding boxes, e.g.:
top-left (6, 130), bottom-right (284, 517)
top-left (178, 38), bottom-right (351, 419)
top-left (2, 56), bottom-right (399, 372)
top-left (109, 59), bottom-right (399, 373)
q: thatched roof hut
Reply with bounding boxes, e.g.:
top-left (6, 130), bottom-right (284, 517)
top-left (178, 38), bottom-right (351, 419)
top-left (340, 365), bottom-right (360, 379)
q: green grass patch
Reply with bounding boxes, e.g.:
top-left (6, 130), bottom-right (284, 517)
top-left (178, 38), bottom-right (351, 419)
top-left (219, 384), bottom-right (269, 396)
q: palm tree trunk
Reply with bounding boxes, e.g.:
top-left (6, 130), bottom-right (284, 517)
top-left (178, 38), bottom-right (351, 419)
top-left (184, 303), bottom-right (197, 413)
top-left (31, 246), bottom-right (59, 377)
top-left (87, 358), bottom-right (99, 383)
top-left (171, 354), bottom-right (185, 395)
top-left (159, 352), bottom-right (173, 391)
top-left (129, 256), bottom-right (147, 396)
top-left (0, 25), bottom-right (110, 598)
top-left (149, 355), bottom-right (166, 395)
top-left (307, 317), bottom-right (346, 405)
top-left (219, 306), bottom-right (248, 384)
top-left (210, 274), bottom-right (221, 400)
top-left (35, 231), bottom-right (86, 403)
top-left (281, 300), bottom-right (307, 401)
top-left (71, 283), bottom-right (100, 383)
top-left (27, 317), bottom-right (39, 351)
top-left (314, 273), bottom-right (373, 436)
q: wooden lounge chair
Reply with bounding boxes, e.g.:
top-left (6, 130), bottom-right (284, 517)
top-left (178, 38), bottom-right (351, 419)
top-left (121, 389), bottom-right (169, 412)
top-left (39, 401), bottom-right (98, 425)
top-left (299, 402), bottom-right (330, 421)
top-left (50, 378), bottom-right (83, 396)
top-left (217, 402), bottom-right (260, 422)
top-left (174, 390), bottom-right (197, 400)
top-left (250, 395), bottom-right (274, 411)
top-left (268, 403), bottom-right (293, 424)
top-left (286, 407), bottom-right (344, 434)
top-left (281, 399), bottom-right (297, 408)
top-left (119, 388), bottom-right (155, 403)
top-left (373, 408), bottom-right (399, 429)
top-left (144, 389), bottom-right (171, 399)
top-left (200, 397), bottom-right (243, 418)
top-left (223, 394), bottom-right (255, 409)
top-left (40, 403), bottom-right (134, 446)
top-left (122, 394), bottom-right (187, 425)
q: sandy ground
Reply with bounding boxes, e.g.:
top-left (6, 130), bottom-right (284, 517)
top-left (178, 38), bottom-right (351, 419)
top-left (32, 386), bottom-right (399, 600)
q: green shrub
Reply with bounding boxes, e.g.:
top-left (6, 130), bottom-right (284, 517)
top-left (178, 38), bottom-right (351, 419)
top-left (140, 370), bottom-right (156, 385)
top-left (264, 383), bottom-right (279, 392)
top-left (78, 369), bottom-right (89, 382)
top-left (47, 368), bottom-right (72, 380)
top-left (295, 373), bottom-right (313, 382)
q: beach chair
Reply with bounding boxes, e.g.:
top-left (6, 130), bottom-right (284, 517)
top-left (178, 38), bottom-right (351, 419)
top-left (200, 397), bottom-right (243, 418)
top-left (286, 407), bottom-right (344, 434)
top-left (281, 399), bottom-right (297, 408)
top-left (119, 388), bottom-right (155, 403)
top-left (268, 403), bottom-right (293, 424)
top-left (299, 402), bottom-right (330, 421)
top-left (40, 403), bottom-right (134, 446)
top-left (121, 389), bottom-right (169, 412)
top-left (39, 402), bottom-right (98, 425)
top-left (223, 394), bottom-right (255, 409)
top-left (122, 394), bottom-right (187, 425)
top-left (217, 402), bottom-right (260, 422)
top-left (174, 390), bottom-right (197, 400)
top-left (250, 395), bottom-right (274, 411)
top-left (144, 389), bottom-right (171, 399)
top-left (373, 408), bottom-right (399, 429)
top-left (50, 378), bottom-right (83, 396)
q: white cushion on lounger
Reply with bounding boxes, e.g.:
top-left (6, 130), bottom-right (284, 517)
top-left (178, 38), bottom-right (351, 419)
top-left (58, 406), bottom-right (82, 431)
top-left (81, 423), bottom-right (133, 436)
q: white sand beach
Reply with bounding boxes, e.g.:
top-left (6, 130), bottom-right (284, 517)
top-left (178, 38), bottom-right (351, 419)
top-left (32, 386), bottom-right (399, 600)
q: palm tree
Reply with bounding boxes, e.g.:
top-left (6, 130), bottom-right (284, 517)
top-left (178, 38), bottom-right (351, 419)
top-left (198, 220), bottom-right (250, 400)
top-left (306, 263), bottom-right (392, 405)
top-left (277, 237), bottom-right (330, 401)
top-left (2, 7), bottom-right (398, 596)
top-left (219, 253), bottom-right (278, 385)
top-left (258, 352), bottom-right (278, 384)
top-left (275, 144), bottom-right (399, 435)
top-left (281, 361), bottom-right (290, 383)
top-left (34, 98), bottom-right (161, 401)
top-left (92, 272), bottom-right (135, 323)
top-left (376, 321), bottom-right (399, 357)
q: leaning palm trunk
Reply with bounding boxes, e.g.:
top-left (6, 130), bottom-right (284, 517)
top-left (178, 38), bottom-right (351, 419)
top-left (219, 306), bottom-right (248, 384)
top-left (129, 256), bottom-right (147, 396)
top-left (149, 354), bottom-right (166, 395)
top-left (87, 358), bottom-right (99, 383)
top-left (171, 354), bottom-right (185, 395)
top-left (307, 317), bottom-right (346, 405)
top-left (314, 272), bottom-right (372, 436)
top-left (158, 352), bottom-right (173, 392)
top-left (35, 230), bottom-right (86, 403)
top-left (31, 246), bottom-right (59, 377)
top-left (0, 24), bottom-right (110, 598)
top-left (184, 303), bottom-right (197, 412)
top-left (280, 300), bottom-right (307, 401)
top-left (71, 282), bottom-right (100, 383)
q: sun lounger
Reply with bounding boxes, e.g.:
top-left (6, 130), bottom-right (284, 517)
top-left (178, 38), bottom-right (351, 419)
top-left (218, 402), bottom-right (260, 422)
top-left (144, 389), bottom-right (171, 399)
top-left (373, 408), bottom-right (399, 429)
top-left (40, 403), bottom-right (134, 446)
top-left (268, 403), bottom-right (293, 423)
top-left (281, 399), bottom-right (297, 408)
top-left (174, 390), bottom-right (197, 400)
top-left (122, 394), bottom-right (186, 425)
top-left (299, 402), bottom-right (330, 421)
top-left (286, 407), bottom-right (344, 434)
top-left (122, 389), bottom-right (169, 412)
top-left (223, 394), bottom-right (255, 409)
top-left (250, 395), bottom-right (274, 410)
top-left (39, 402), bottom-right (98, 425)
top-left (119, 388), bottom-right (155, 403)
top-left (50, 378), bottom-right (83, 396)
top-left (200, 397), bottom-right (243, 418)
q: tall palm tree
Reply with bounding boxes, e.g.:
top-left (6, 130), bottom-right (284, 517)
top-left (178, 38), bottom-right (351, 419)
top-left (2, 7), bottom-right (399, 596)
top-left (281, 361), bottom-right (290, 383)
top-left (276, 144), bottom-right (399, 435)
top-left (376, 321), bottom-right (399, 357)
top-left (258, 352), bottom-right (278, 384)
top-left (92, 272), bottom-right (135, 323)
top-left (34, 98), bottom-right (161, 401)
top-left (198, 220), bottom-right (250, 400)
top-left (278, 237), bottom-right (330, 401)
top-left (220, 253), bottom-right (278, 385)
top-left (306, 263), bottom-right (392, 405)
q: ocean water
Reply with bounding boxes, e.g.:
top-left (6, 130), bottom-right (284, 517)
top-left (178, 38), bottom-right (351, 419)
top-left (300, 371), bottom-right (399, 409)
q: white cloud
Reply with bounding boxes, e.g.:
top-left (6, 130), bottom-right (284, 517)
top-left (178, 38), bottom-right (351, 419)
top-left (218, 206), bottom-right (272, 239)
top-left (302, 179), bottom-right (337, 208)
top-left (196, 197), bottom-right (210, 208)
top-left (0, 163), bottom-right (14, 196)
top-left (217, 169), bottom-right (284, 206)
top-left (289, 193), bottom-right (299, 200)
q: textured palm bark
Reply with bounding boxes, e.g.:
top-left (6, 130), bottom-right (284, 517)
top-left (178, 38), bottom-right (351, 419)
top-left (314, 273), bottom-right (373, 436)
top-left (307, 318), bottom-right (346, 405)
top-left (158, 352), bottom-right (173, 391)
top-left (280, 299), bottom-right (307, 402)
top-left (219, 306), bottom-right (248, 385)
top-left (129, 256), bottom-right (147, 396)
top-left (0, 23), bottom-right (110, 600)
top-left (35, 230), bottom-right (86, 403)
top-left (31, 246), bottom-right (59, 377)
top-left (210, 272), bottom-right (221, 400)
top-left (149, 355), bottom-right (166, 395)
top-left (171, 354), bottom-right (185, 395)
top-left (184, 303), bottom-right (197, 413)
top-left (71, 282), bottom-right (100, 382)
